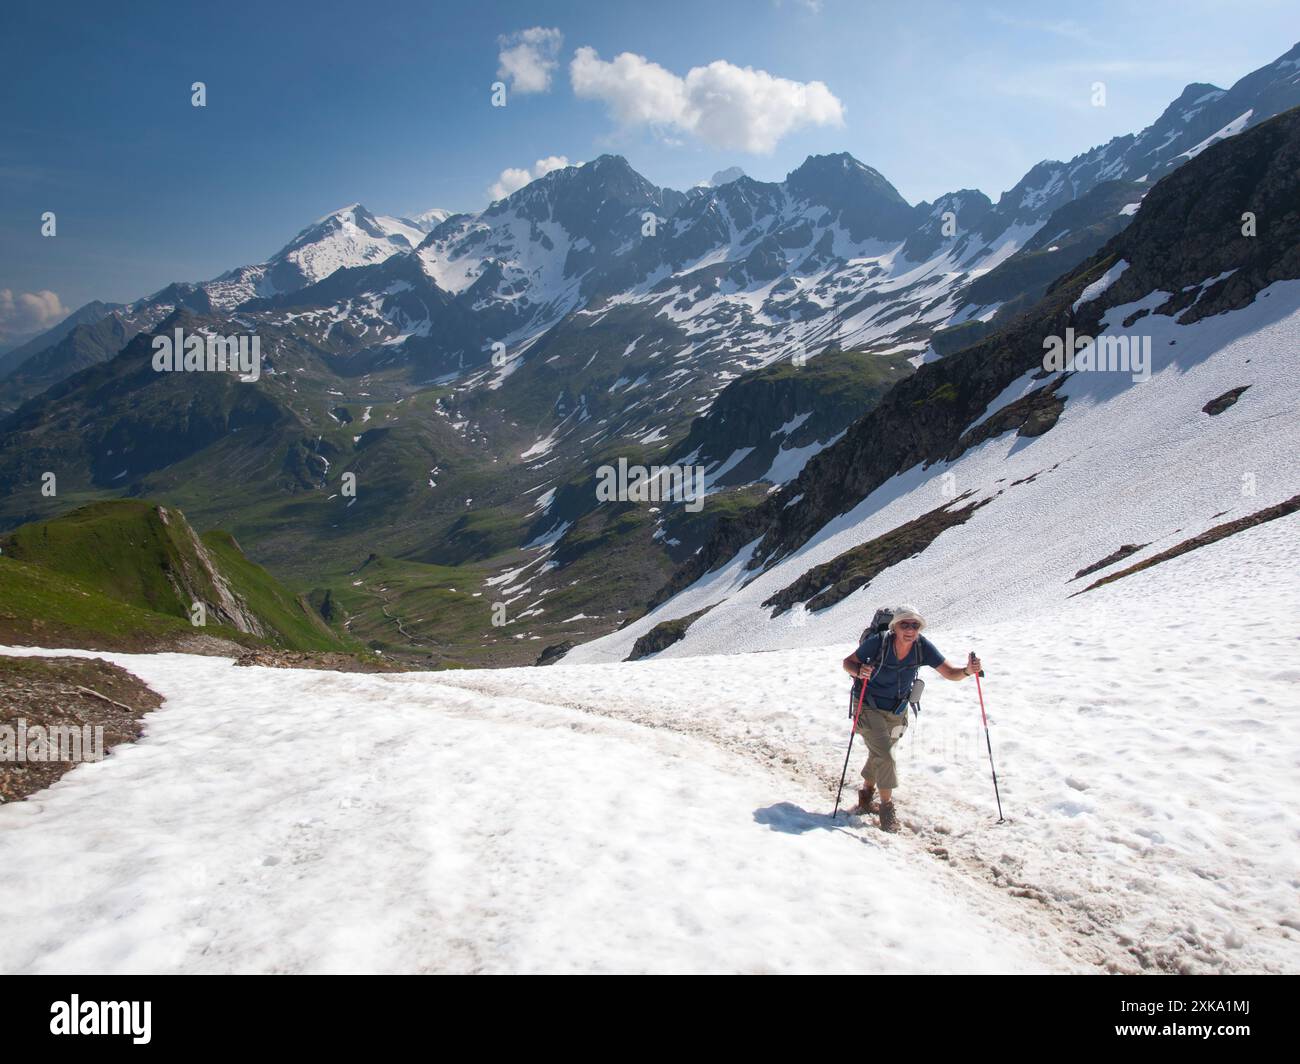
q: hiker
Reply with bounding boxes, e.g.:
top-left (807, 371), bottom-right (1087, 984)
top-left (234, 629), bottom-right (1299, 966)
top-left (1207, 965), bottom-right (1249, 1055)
top-left (840, 606), bottom-right (981, 832)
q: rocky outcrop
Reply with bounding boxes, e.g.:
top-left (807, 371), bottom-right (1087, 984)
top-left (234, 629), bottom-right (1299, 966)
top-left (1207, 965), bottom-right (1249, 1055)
top-left (535, 641), bottom-right (575, 667)
top-left (1070, 544), bottom-right (1149, 582)
top-left (626, 607), bottom-right (713, 661)
top-left (164, 506), bottom-right (268, 637)
top-left (762, 494), bottom-right (990, 616)
top-left (1202, 386), bottom-right (1250, 415)
top-left (953, 374), bottom-right (1070, 455)
top-left (1075, 495), bottom-right (1300, 594)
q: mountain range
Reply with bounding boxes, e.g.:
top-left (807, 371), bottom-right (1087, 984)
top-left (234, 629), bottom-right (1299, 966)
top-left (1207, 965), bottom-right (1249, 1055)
top-left (2, 41), bottom-right (1298, 666)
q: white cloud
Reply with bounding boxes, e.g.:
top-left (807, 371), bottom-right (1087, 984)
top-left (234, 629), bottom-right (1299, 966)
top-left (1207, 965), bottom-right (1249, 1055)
top-left (490, 167), bottom-right (533, 201)
top-left (489, 156), bottom-right (574, 202)
top-left (0, 288), bottom-right (68, 343)
top-left (497, 27), bottom-right (563, 94)
top-left (570, 47), bottom-right (844, 154)
top-left (532, 155), bottom-right (571, 178)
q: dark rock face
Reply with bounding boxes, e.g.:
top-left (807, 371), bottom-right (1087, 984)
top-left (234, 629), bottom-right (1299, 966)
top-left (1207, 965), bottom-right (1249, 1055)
top-left (1071, 544), bottom-right (1149, 582)
top-left (1092, 113), bottom-right (1300, 328)
top-left (535, 641), bottom-right (575, 666)
top-left (626, 607), bottom-right (712, 661)
top-left (1202, 385), bottom-right (1251, 415)
top-left (762, 494), bottom-right (990, 617)
top-left (953, 375), bottom-right (1070, 457)
top-left (785, 153), bottom-right (917, 241)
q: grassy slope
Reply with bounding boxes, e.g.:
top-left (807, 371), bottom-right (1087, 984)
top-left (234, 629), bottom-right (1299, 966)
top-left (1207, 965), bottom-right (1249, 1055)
top-left (0, 554), bottom-right (252, 651)
top-left (0, 500), bottom-right (347, 653)
top-left (323, 555), bottom-right (497, 666)
top-left (200, 530), bottom-right (344, 651)
top-left (1, 500), bottom-right (202, 617)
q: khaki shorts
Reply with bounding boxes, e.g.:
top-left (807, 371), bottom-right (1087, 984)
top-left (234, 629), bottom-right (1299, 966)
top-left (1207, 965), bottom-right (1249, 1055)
top-left (856, 705), bottom-right (909, 790)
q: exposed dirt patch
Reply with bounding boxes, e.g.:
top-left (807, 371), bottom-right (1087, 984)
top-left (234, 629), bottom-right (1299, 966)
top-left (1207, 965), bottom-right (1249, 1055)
top-left (0, 655), bottom-right (162, 803)
top-left (231, 648), bottom-right (411, 672)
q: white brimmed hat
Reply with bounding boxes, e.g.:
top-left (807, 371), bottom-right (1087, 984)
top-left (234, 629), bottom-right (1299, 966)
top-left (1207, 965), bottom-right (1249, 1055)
top-left (889, 605), bottom-right (926, 631)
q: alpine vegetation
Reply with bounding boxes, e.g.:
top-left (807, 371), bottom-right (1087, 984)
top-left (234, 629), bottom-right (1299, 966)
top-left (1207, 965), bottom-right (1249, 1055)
top-left (150, 326), bottom-right (261, 381)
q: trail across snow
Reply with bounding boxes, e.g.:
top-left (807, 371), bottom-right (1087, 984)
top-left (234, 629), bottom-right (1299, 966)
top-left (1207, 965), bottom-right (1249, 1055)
top-left (0, 647), bottom-right (1075, 975)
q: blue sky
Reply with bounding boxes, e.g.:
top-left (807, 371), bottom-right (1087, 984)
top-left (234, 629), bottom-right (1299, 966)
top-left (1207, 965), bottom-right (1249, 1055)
top-left (2, 0), bottom-right (1297, 334)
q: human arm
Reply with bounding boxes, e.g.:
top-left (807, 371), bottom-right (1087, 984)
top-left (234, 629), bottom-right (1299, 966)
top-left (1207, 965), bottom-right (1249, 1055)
top-left (842, 653), bottom-right (875, 681)
top-left (935, 651), bottom-right (982, 681)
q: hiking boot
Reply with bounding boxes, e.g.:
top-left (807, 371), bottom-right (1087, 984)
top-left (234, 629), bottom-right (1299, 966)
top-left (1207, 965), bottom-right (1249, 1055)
top-left (850, 785), bottom-right (877, 815)
top-left (878, 799), bottom-right (899, 833)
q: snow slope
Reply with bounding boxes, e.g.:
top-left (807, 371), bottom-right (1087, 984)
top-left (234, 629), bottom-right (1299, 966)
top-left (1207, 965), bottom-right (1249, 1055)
top-left (501, 513), bottom-right (1300, 974)
top-left (0, 649), bottom-right (1074, 975)
top-left (275, 205), bottom-right (426, 286)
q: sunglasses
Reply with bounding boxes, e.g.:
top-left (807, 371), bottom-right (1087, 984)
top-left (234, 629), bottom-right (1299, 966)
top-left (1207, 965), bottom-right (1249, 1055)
top-left (896, 621), bottom-right (921, 630)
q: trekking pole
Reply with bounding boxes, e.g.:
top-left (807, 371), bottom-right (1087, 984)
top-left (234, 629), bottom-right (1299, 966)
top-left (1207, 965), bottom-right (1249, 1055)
top-left (833, 674), bottom-right (870, 818)
top-left (971, 650), bottom-right (1005, 824)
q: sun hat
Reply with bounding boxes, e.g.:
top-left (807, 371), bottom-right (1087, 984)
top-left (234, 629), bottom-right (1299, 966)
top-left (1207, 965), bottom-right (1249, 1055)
top-left (889, 605), bottom-right (926, 631)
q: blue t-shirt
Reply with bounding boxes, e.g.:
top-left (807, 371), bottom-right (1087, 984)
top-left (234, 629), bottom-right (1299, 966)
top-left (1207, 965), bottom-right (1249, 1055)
top-left (852, 632), bottom-right (945, 713)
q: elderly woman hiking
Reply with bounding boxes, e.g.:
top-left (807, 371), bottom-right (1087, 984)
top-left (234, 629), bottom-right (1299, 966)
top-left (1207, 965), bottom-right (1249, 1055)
top-left (840, 606), bottom-right (982, 832)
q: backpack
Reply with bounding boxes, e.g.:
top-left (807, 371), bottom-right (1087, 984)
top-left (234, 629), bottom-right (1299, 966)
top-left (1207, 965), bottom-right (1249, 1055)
top-left (859, 606), bottom-right (895, 647)
top-left (849, 607), bottom-right (926, 718)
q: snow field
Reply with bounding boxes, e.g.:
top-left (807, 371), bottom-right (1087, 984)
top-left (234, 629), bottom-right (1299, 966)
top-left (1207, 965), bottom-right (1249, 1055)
top-left (0, 649), bottom-right (1071, 974)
